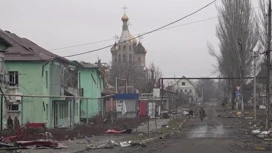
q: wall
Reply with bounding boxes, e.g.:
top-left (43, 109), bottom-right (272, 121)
top-left (79, 68), bottom-right (104, 119)
top-left (5, 61), bottom-right (50, 126)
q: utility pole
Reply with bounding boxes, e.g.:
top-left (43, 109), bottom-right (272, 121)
top-left (266, 0), bottom-right (271, 130)
top-left (238, 40), bottom-right (244, 112)
top-left (253, 52), bottom-right (258, 121)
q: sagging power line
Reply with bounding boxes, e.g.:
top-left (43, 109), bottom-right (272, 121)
top-left (63, 0), bottom-right (217, 58)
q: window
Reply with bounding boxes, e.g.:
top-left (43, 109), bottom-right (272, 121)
top-left (123, 45), bottom-right (126, 51)
top-left (129, 45), bottom-right (132, 51)
top-left (8, 104), bottom-right (19, 111)
top-left (60, 103), bottom-right (68, 118)
top-left (182, 82), bottom-right (185, 86)
top-left (46, 104), bottom-right (48, 120)
top-left (115, 57), bottom-right (117, 63)
top-left (138, 57), bottom-right (141, 62)
top-left (123, 54), bottom-right (127, 63)
top-left (8, 71), bottom-right (18, 86)
top-left (180, 90), bottom-right (183, 92)
top-left (118, 54), bottom-right (121, 63)
top-left (185, 89), bottom-right (187, 92)
top-left (45, 71), bottom-right (48, 88)
top-left (129, 54), bottom-right (132, 62)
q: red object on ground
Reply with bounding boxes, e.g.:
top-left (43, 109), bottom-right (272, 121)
top-left (105, 129), bottom-right (132, 134)
top-left (2, 122), bottom-right (46, 142)
top-left (15, 140), bottom-right (58, 147)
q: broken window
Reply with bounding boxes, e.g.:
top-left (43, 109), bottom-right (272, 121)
top-left (8, 71), bottom-right (18, 86)
top-left (8, 104), bottom-right (19, 111)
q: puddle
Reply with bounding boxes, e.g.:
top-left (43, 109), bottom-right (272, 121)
top-left (189, 124), bottom-right (225, 138)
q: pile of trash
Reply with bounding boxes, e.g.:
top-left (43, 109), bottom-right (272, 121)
top-left (252, 128), bottom-right (272, 139)
top-left (85, 140), bottom-right (147, 150)
top-left (0, 132), bottom-right (68, 151)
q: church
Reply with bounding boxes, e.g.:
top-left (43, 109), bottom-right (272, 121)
top-left (110, 12), bottom-right (148, 92)
top-left (110, 13), bottom-right (147, 68)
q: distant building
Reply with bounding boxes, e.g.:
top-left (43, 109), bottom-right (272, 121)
top-left (110, 13), bottom-right (147, 68)
top-left (109, 13), bottom-right (147, 92)
top-left (172, 76), bottom-right (198, 104)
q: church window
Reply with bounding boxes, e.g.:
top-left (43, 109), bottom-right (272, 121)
top-left (123, 45), bottom-right (126, 52)
top-left (123, 54), bottom-right (127, 63)
top-left (138, 57), bottom-right (141, 63)
top-left (118, 54), bottom-right (121, 63)
top-left (129, 54), bottom-right (132, 62)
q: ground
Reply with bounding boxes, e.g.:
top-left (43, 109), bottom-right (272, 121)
top-left (15, 101), bottom-right (272, 152)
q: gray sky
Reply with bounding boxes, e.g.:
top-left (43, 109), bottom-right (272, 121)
top-left (0, 0), bottom-right (259, 77)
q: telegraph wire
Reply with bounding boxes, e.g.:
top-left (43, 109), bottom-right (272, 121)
top-left (64, 0), bottom-right (217, 57)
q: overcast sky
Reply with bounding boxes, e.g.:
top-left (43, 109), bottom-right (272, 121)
top-left (0, 0), bottom-right (260, 77)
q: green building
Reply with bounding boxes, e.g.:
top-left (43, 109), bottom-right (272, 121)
top-left (0, 29), bottom-right (80, 128)
top-left (72, 61), bottom-right (104, 121)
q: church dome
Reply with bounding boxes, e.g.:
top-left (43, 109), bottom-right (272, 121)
top-left (135, 42), bottom-right (146, 53)
top-left (121, 14), bottom-right (129, 21)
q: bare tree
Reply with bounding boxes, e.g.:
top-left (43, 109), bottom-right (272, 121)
top-left (209, 0), bottom-right (259, 101)
top-left (109, 62), bottom-right (162, 93)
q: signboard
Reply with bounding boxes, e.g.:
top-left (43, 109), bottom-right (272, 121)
top-left (116, 100), bottom-right (127, 115)
top-left (116, 100), bottom-right (124, 112)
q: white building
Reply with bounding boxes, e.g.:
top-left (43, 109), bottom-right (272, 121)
top-left (172, 76), bottom-right (198, 104)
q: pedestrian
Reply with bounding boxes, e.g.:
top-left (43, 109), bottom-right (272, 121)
top-left (199, 107), bottom-right (206, 122)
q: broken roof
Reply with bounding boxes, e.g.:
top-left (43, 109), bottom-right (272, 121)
top-left (71, 61), bottom-right (98, 69)
top-left (0, 29), bottom-right (68, 62)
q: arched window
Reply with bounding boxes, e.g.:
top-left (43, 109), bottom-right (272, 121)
top-left (123, 45), bottom-right (126, 52)
top-left (123, 54), bottom-right (127, 63)
top-left (118, 54), bottom-right (121, 63)
top-left (129, 54), bottom-right (132, 62)
top-left (138, 57), bottom-right (141, 63)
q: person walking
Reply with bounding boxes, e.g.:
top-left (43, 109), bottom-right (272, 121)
top-left (199, 107), bottom-right (206, 122)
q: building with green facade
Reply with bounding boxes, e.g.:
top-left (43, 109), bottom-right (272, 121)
top-left (72, 61), bottom-right (104, 122)
top-left (0, 29), bottom-right (80, 128)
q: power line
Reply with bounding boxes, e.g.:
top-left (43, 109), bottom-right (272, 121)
top-left (64, 0), bottom-right (217, 58)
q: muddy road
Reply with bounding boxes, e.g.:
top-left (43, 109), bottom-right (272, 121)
top-left (100, 102), bottom-right (267, 153)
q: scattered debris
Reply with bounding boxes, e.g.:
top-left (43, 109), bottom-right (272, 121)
top-left (105, 129), bottom-right (132, 134)
top-left (255, 146), bottom-right (267, 151)
top-left (244, 117), bottom-right (253, 120)
top-left (259, 105), bottom-right (266, 109)
top-left (120, 141), bottom-right (132, 147)
top-left (15, 140), bottom-right (58, 148)
top-left (252, 129), bottom-right (261, 135)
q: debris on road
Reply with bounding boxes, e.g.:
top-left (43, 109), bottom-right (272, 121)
top-left (105, 129), bottom-right (133, 134)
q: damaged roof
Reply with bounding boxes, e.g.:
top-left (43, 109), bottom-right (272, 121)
top-left (0, 29), bottom-right (68, 62)
top-left (71, 61), bottom-right (98, 69)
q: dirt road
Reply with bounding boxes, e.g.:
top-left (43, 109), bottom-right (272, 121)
top-left (95, 102), bottom-right (270, 153)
